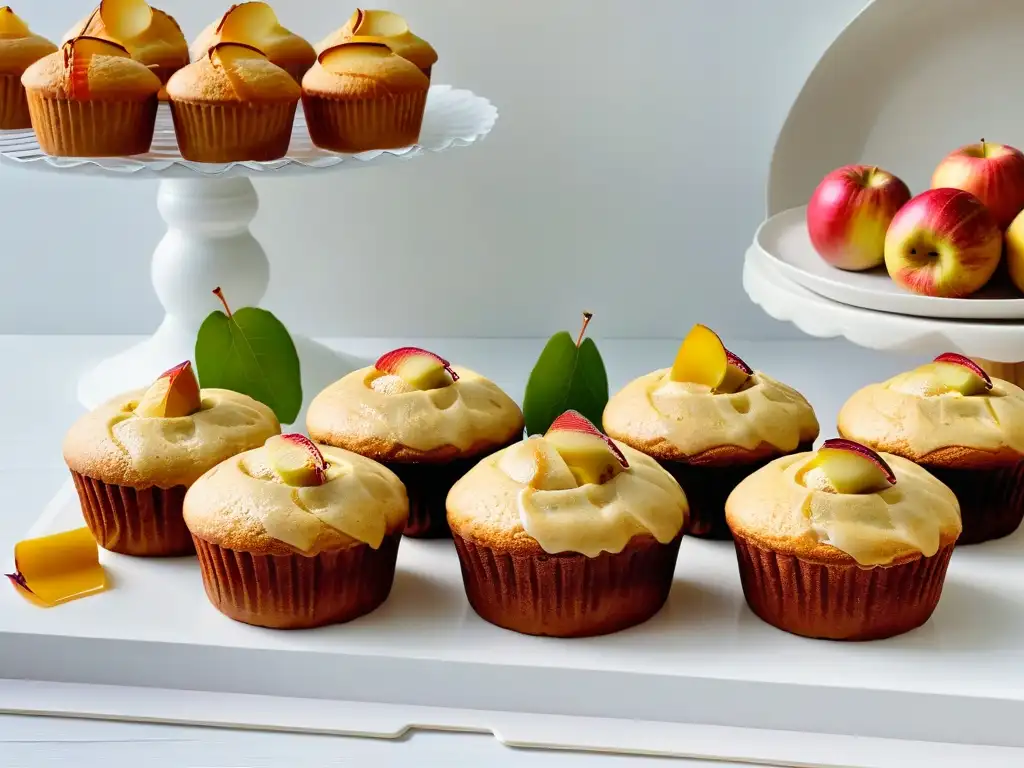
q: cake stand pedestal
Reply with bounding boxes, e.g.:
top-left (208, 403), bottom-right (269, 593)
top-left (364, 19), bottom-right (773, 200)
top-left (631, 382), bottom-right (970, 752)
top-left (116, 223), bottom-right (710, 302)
top-left (0, 86), bottom-right (497, 418)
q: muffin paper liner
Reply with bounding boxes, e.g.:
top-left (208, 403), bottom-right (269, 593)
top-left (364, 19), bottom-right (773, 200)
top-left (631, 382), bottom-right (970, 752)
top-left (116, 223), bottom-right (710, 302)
top-left (169, 100), bottom-right (297, 163)
top-left (192, 532), bottom-right (401, 629)
top-left (26, 93), bottom-right (157, 157)
top-left (732, 532), bottom-right (954, 641)
top-left (0, 74), bottom-right (30, 129)
top-left (924, 461), bottom-right (1024, 545)
top-left (660, 443), bottom-right (812, 541)
top-left (70, 471), bottom-right (192, 557)
top-left (451, 532), bottom-right (682, 637)
top-left (302, 89), bottom-right (427, 153)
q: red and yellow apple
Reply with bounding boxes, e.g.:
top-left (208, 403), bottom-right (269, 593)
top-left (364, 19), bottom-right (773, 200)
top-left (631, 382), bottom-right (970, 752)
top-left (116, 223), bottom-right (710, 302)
top-left (884, 188), bottom-right (1002, 298)
top-left (545, 410), bottom-right (628, 486)
top-left (801, 438), bottom-right (896, 495)
top-left (807, 165), bottom-right (912, 271)
top-left (266, 434), bottom-right (329, 487)
top-left (374, 346), bottom-right (458, 391)
top-left (1006, 207), bottom-right (1024, 294)
top-left (896, 353), bottom-right (992, 397)
top-left (932, 141), bottom-right (1024, 229)
top-left (134, 360), bottom-right (202, 418)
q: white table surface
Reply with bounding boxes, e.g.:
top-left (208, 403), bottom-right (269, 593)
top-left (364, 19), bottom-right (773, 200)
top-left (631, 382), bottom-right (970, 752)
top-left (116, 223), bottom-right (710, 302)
top-left (0, 334), bottom-right (929, 767)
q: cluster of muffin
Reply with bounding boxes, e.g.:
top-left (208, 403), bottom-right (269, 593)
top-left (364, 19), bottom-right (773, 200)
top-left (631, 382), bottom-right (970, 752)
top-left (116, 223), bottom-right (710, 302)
top-left (61, 327), bottom-right (1024, 641)
top-left (1, 2), bottom-right (435, 160)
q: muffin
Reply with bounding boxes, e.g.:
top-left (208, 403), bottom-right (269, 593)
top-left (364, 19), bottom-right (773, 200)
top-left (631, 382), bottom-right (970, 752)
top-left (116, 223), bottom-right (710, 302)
top-left (839, 353), bottom-right (1024, 544)
top-left (604, 324), bottom-right (819, 540)
top-left (63, 361), bottom-right (280, 556)
top-left (22, 36), bottom-right (161, 157)
top-left (301, 41), bottom-right (429, 153)
top-left (166, 41), bottom-right (300, 163)
top-left (190, 2), bottom-right (315, 84)
top-left (0, 7), bottom-right (57, 129)
top-left (726, 438), bottom-right (961, 641)
top-left (447, 410), bottom-right (688, 637)
top-left (62, 0), bottom-right (189, 85)
top-left (184, 434), bottom-right (409, 629)
top-left (307, 346), bottom-right (524, 538)
top-left (315, 9), bottom-right (437, 78)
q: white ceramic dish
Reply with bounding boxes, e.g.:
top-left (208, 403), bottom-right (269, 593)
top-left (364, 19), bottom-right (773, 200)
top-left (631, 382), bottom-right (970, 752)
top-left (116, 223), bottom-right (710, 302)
top-left (755, 206), bottom-right (1024, 319)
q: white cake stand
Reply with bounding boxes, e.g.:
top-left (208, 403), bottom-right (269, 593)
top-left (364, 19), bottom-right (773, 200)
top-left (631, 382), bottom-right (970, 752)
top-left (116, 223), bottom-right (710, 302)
top-left (0, 85), bottom-right (497, 418)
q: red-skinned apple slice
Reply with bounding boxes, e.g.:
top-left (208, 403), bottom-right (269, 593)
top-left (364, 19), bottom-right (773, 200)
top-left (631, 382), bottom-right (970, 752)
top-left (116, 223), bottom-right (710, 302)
top-left (134, 360), bottom-right (202, 418)
top-left (545, 410), bottom-right (628, 486)
top-left (266, 434), bottom-right (328, 487)
top-left (806, 438), bottom-right (896, 495)
top-left (374, 346), bottom-right (458, 390)
top-left (0, 7), bottom-right (30, 37)
top-left (99, 0), bottom-right (153, 41)
top-left (932, 353), bottom-right (993, 394)
top-left (498, 437), bottom-right (577, 490)
top-left (719, 349), bottom-right (753, 394)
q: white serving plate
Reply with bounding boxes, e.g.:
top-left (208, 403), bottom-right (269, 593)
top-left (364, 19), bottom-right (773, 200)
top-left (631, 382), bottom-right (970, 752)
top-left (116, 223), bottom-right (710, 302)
top-left (4, 473), bottom-right (1024, 765)
top-left (755, 206), bottom-right (1024, 320)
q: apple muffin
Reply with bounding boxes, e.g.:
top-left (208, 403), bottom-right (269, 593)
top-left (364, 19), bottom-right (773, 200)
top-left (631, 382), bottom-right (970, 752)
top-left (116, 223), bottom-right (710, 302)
top-left (726, 439), bottom-right (961, 641)
top-left (22, 36), bottom-right (161, 157)
top-left (447, 411), bottom-right (688, 637)
top-left (315, 9), bottom-right (437, 78)
top-left (307, 347), bottom-right (524, 538)
top-left (0, 7), bottom-right (57, 129)
top-left (62, 0), bottom-right (189, 85)
top-left (603, 324), bottom-right (820, 540)
top-left (190, 2), bottom-right (315, 84)
top-left (184, 435), bottom-right (408, 629)
top-left (839, 353), bottom-right (1024, 544)
top-left (63, 361), bottom-right (280, 556)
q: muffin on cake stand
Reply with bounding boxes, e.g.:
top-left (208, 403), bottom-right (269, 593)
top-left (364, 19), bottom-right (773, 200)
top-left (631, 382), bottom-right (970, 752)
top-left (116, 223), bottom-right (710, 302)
top-left (0, 85), bottom-right (497, 421)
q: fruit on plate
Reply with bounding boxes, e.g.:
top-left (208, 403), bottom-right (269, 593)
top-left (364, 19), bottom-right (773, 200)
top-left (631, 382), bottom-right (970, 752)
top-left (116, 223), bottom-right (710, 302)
top-left (931, 140), bottom-right (1024, 229)
top-left (884, 188), bottom-right (1002, 298)
top-left (544, 410), bottom-right (629, 486)
top-left (134, 360), bottom-right (202, 418)
top-left (374, 346), bottom-right (458, 391)
top-left (801, 438), bottom-right (896, 495)
top-left (266, 434), bottom-right (328, 487)
top-left (896, 353), bottom-right (993, 397)
top-left (806, 165), bottom-right (912, 271)
top-left (1006, 207), bottom-right (1024, 294)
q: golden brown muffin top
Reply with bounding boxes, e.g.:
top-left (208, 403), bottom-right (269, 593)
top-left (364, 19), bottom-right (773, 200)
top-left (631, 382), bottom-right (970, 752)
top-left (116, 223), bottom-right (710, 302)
top-left (839, 368), bottom-right (1024, 465)
top-left (301, 41), bottom-right (428, 99)
top-left (315, 9), bottom-right (437, 73)
top-left (306, 364), bottom-right (523, 462)
top-left (63, 387), bottom-right (280, 489)
top-left (22, 36), bottom-right (161, 99)
top-left (62, 1), bottom-right (188, 72)
top-left (447, 438), bottom-right (687, 557)
top-left (183, 441), bottom-right (408, 556)
top-left (0, 7), bottom-right (57, 76)
top-left (166, 41), bottom-right (300, 103)
top-left (190, 2), bottom-right (314, 76)
top-left (725, 451), bottom-right (961, 567)
top-left (603, 369), bottom-right (819, 461)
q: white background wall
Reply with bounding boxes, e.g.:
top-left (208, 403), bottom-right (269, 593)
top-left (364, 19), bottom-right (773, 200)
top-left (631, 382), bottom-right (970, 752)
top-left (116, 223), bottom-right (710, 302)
top-left (0, 0), bottom-right (866, 339)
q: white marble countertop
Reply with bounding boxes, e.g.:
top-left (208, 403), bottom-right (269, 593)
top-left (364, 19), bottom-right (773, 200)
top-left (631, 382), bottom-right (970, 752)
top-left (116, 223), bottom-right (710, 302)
top-left (0, 334), bottom-right (935, 767)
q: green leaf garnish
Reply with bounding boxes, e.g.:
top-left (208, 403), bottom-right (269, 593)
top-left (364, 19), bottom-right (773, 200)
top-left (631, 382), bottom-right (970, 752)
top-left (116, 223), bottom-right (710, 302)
top-left (195, 287), bottom-right (302, 425)
top-left (523, 312), bottom-right (609, 435)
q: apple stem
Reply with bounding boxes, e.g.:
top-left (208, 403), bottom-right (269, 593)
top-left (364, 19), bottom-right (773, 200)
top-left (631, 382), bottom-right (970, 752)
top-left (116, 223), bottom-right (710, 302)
top-left (981, 138), bottom-right (987, 157)
top-left (212, 287), bottom-right (233, 318)
top-left (576, 312), bottom-right (593, 348)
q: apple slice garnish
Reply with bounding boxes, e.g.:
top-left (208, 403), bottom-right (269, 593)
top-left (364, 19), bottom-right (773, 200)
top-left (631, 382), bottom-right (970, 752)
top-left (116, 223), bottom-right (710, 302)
top-left (803, 438), bottom-right (896, 495)
top-left (0, 7), bottom-right (30, 37)
top-left (669, 324), bottom-right (728, 390)
top-left (498, 437), bottom-right (577, 491)
top-left (216, 2), bottom-right (279, 41)
top-left (374, 346), bottom-right (458, 391)
top-left (318, 41), bottom-right (392, 72)
top-left (718, 349), bottom-right (753, 394)
top-left (209, 41), bottom-right (269, 95)
top-left (932, 352), bottom-right (993, 395)
top-left (134, 360), bottom-right (202, 418)
top-left (63, 36), bottom-right (130, 99)
top-left (545, 410), bottom-right (628, 486)
top-left (99, 0), bottom-right (152, 41)
top-left (347, 9), bottom-right (411, 38)
top-left (265, 434), bottom-right (329, 487)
